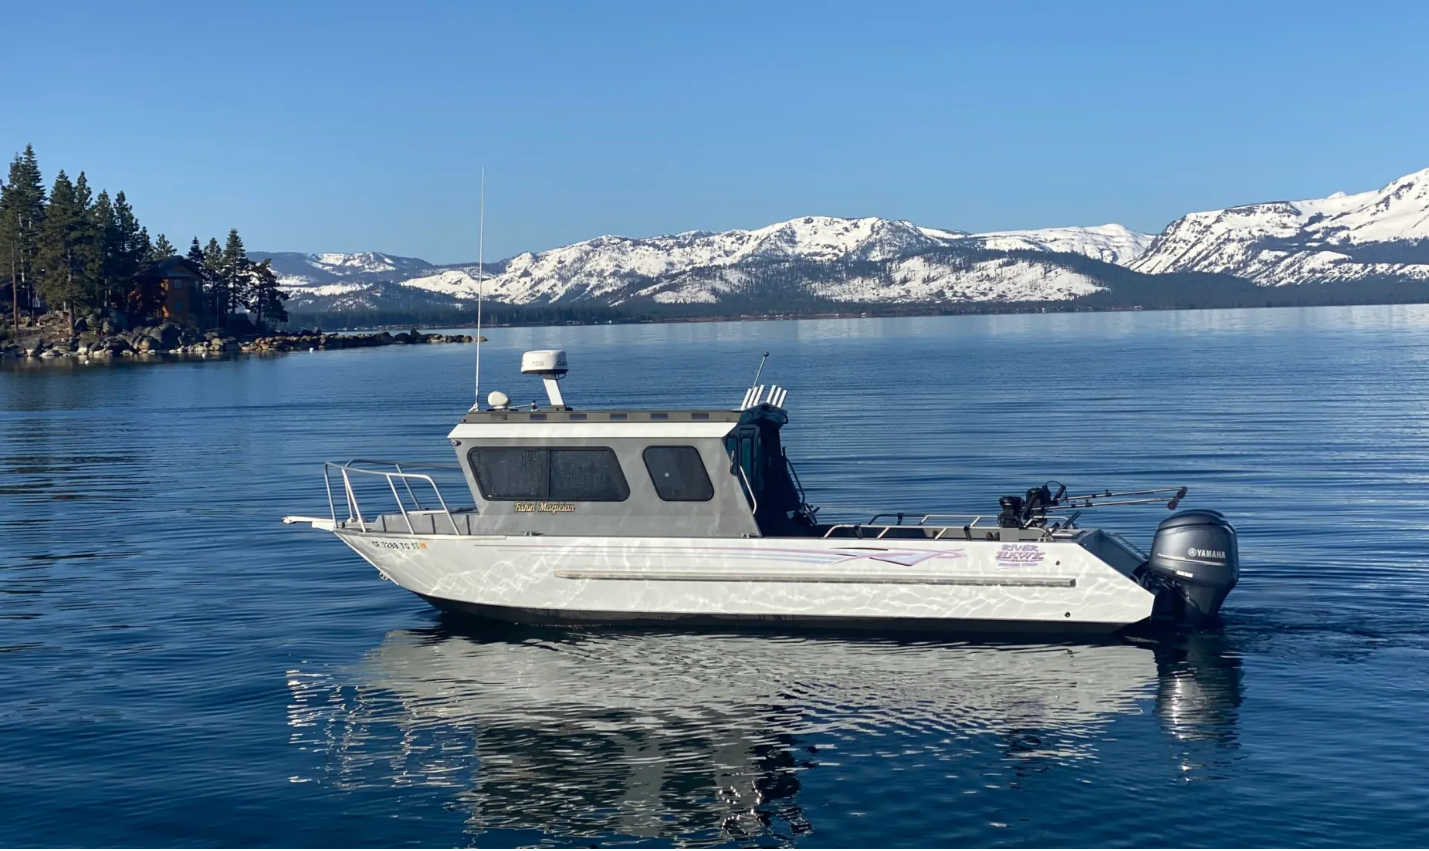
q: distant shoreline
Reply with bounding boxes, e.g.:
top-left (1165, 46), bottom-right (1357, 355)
top-left (313, 295), bottom-right (1429, 335)
top-left (1, 321), bottom-right (478, 361)
top-left (9, 300), bottom-right (1429, 365)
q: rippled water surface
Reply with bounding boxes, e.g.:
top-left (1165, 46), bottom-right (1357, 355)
top-left (4, 307), bottom-right (1429, 847)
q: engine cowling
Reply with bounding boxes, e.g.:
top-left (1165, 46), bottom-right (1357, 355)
top-left (1143, 509), bottom-right (1239, 625)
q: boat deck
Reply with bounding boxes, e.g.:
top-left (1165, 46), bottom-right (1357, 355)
top-left (322, 459), bottom-right (1082, 543)
top-left (336, 510), bottom-right (1077, 542)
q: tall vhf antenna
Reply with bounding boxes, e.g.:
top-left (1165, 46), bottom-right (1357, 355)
top-left (472, 168), bottom-right (485, 410)
top-left (752, 351), bottom-right (770, 387)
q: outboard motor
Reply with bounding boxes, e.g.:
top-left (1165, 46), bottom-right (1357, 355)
top-left (1143, 509), bottom-right (1240, 626)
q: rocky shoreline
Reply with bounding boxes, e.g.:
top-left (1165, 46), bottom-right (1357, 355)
top-left (2, 319), bottom-right (477, 360)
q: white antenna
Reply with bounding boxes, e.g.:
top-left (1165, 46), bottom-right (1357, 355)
top-left (472, 168), bottom-right (485, 410)
top-left (752, 351), bottom-right (769, 387)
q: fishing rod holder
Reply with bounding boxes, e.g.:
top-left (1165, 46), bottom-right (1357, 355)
top-left (998, 482), bottom-right (1188, 529)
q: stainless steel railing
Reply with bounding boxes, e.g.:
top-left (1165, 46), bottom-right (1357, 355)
top-left (323, 460), bottom-right (462, 534)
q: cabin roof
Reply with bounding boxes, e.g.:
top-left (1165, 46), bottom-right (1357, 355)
top-left (449, 404), bottom-right (787, 441)
top-left (450, 409), bottom-right (743, 441)
top-left (458, 409), bottom-right (744, 425)
top-left (135, 256), bottom-right (204, 282)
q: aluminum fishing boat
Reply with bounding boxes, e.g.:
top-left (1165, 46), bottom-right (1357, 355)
top-left (283, 349), bottom-right (1240, 633)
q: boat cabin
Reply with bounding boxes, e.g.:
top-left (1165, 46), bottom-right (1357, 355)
top-left (324, 350), bottom-right (1096, 544)
top-left (447, 350), bottom-right (817, 539)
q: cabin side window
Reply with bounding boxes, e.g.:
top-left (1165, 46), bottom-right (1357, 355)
top-left (642, 446), bottom-right (714, 502)
top-left (468, 447), bottom-right (629, 502)
top-left (549, 448), bottom-right (630, 501)
top-left (470, 448), bottom-right (548, 500)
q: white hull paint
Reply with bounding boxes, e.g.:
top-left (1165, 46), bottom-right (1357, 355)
top-left (335, 531), bottom-right (1155, 632)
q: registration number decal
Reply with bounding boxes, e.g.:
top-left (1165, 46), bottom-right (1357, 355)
top-left (368, 540), bottom-right (428, 551)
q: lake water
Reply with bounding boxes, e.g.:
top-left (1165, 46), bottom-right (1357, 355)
top-left (3, 306), bottom-right (1429, 847)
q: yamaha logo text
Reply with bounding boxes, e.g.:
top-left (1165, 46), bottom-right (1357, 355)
top-left (1188, 547), bottom-right (1226, 560)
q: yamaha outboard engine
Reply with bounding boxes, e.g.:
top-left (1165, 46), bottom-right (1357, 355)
top-left (1143, 509), bottom-right (1240, 626)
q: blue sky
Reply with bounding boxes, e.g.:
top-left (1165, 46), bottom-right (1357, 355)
top-left (3, 0), bottom-right (1426, 263)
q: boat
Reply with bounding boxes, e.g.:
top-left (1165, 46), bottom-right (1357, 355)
top-left (283, 349), bottom-right (1240, 634)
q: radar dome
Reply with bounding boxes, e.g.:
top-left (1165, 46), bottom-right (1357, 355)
top-left (520, 349), bottom-right (568, 377)
top-left (487, 391), bottom-right (510, 410)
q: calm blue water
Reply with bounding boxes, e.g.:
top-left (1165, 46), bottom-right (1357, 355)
top-left (3, 306), bottom-right (1429, 847)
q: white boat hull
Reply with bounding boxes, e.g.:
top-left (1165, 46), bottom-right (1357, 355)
top-left (334, 530), bottom-right (1156, 633)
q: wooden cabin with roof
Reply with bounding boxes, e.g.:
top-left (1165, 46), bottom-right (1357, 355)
top-left (133, 256), bottom-right (203, 322)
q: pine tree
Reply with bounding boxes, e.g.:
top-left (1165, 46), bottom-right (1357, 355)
top-left (219, 228), bottom-right (248, 321)
top-left (245, 258), bottom-right (288, 329)
top-left (202, 236), bottom-right (224, 328)
top-left (16, 146), bottom-right (46, 317)
top-left (71, 172), bottom-right (100, 314)
top-left (0, 162), bottom-right (12, 335)
top-left (135, 227), bottom-right (152, 264)
top-left (151, 233), bottom-right (175, 260)
top-left (36, 170), bottom-right (86, 325)
top-left (90, 190), bottom-right (115, 311)
top-left (184, 237), bottom-right (206, 321)
top-left (0, 145), bottom-right (47, 334)
top-left (109, 191), bottom-right (146, 309)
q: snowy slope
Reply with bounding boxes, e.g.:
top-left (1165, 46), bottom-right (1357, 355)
top-left (1129, 168), bottom-right (1429, 284)
top-left (621, 253), bottom-right (1106, 305)
top-left (251, 251), bottom-right (438, 289)
top-left (967, 224), bottom-right (1153, 265)
top-left (818, 255), bottom-right (1104, 303)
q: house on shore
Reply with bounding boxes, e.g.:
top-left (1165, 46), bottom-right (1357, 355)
top-left (134, 257), bottom-right (203, 323)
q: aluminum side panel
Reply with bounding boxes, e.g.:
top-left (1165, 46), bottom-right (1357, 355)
top-left (338, 534), bottom-right (1154, 627)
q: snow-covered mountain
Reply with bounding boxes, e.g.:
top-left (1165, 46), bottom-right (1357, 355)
top-left (1129, 168), bottom-right (1429, 284)
top-left (268, 218), bottom-right (1151, 312)
top-left (252, 251), bottom-right (439, 288)
top-left (265, 167), bottom-right (1429, 316)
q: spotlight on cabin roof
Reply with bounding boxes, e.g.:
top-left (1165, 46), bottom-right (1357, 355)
top-left (520, 350), bottom-right (569, 408)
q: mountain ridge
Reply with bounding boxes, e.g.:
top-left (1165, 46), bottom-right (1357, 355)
top-left (1129, 168), bottom-right (1429, 284)
top-left (254, 166), bottom-right (1429, 315)
top-left (255, 219), bottom-right (1153, 312)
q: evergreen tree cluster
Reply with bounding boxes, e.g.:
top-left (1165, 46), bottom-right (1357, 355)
top-left (184, 230), bottom-right (288, 330)
top-left (0, 144), bottom-right (287, 336)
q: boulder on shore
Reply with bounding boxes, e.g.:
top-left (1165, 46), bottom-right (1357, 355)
top-left (157, 323), bottom-right (183, 350)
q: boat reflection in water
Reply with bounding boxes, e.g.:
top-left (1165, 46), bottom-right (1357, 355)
top-left (286, 625), bottom-right (1242, 844)
top-left (1153, 634), bottom-right (1245, 778)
